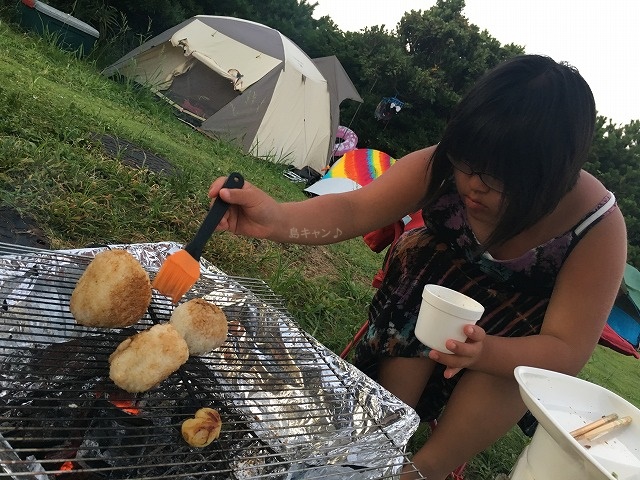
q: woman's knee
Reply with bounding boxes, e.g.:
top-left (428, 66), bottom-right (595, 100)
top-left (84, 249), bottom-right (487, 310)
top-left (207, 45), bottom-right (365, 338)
top-left (443, 370), bottom-right (527, 426)
top-left (378, 356), bottom-right (436, 407)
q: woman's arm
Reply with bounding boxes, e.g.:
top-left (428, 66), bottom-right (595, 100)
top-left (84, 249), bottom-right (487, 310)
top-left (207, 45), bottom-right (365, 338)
top-left (532, 206), bottom-right (626, 372)
top-left (209, 146), bottom-right (436, 244)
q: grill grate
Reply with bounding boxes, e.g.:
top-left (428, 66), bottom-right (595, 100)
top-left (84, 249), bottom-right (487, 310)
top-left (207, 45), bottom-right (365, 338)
top-left (0, 242), bottom-right (424, 479)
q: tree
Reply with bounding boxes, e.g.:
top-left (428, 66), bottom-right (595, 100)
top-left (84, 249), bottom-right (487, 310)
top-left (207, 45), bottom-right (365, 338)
top-left (586, 118), bottom-right (640, 268)
top-left (18, 0), bottom-right (638, 264)
top-left (338, 0), bottom-right (522, 158)
top-left (35, 0), bottom-right (342, 66)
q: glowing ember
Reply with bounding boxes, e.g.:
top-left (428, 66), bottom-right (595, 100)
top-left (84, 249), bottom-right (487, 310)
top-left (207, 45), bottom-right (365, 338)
top-left (59, 461), bottom-right (74, 471)
top-left (109, 399), bottom-right (141, 415)
top-left (95, 387), bottom-right (143, 415)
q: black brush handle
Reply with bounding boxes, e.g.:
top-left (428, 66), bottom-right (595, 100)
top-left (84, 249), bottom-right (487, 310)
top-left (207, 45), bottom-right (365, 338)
top-left (185, 172), bottom-right (244, 260)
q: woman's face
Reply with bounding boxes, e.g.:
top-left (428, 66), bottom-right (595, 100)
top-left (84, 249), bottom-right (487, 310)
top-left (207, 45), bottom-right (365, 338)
top-left (452, 168), bottom-right (505, 224)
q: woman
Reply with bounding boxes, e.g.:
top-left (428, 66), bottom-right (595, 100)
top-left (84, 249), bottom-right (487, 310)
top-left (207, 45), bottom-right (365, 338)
top-left (208, 55), bottom-right (627, 479)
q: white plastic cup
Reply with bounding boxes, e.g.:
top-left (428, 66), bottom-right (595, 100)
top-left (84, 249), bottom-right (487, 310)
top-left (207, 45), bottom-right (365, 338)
top-left (415, 284), bottom-right (484, 353)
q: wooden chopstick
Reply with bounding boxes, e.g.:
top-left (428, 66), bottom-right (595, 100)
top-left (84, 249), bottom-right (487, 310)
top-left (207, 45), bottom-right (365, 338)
top-left (570, 413), bottom-right (618, 439)
top-left (580, 416), bottom-right (632, 442)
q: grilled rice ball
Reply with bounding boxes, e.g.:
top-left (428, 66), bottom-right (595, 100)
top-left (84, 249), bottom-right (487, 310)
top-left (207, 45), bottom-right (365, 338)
top-left (70, 249), bottom-right (152, 328)
top-left (109, 323), bottom-right (189, 393)
top-left (170, 298), bottom-right (228, 355)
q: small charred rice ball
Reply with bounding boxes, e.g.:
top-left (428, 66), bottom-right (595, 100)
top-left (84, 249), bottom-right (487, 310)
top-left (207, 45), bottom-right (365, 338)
top-left (109, 323), bottom-right (189, 393)
top-left (70, 249), bottom-right (152, 328)
top-left (170, 298), bottom-right (228, 355)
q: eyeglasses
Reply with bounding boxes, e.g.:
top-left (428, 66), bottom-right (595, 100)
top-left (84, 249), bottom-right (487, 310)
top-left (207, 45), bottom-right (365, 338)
top-left (448, 156), bottom-right (504, 193)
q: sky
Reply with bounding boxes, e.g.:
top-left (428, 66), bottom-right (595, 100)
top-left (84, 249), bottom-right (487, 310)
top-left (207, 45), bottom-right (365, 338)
top-left (312, 0), bottom-right (640, 126)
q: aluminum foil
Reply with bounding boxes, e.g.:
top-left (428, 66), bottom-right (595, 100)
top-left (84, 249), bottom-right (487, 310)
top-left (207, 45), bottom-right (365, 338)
top-left (0, 242), bottom-right (421, 479)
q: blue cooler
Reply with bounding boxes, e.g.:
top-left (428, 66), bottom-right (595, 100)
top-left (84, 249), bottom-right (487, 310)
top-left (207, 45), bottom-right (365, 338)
top-left (18, 0), bottom-right (99, 55)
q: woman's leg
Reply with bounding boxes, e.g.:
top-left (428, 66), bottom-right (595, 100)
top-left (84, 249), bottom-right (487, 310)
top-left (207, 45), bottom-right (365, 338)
top-left (377, 356), bottom-right (436, 407)
top-left (404, 370), bottom-right (528, 480)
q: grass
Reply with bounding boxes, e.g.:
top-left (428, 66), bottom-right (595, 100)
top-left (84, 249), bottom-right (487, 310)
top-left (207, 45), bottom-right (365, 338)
top-left (0, 18), bottom-right (381, 352)
top-left (0, 17), bottom-right (638, 479)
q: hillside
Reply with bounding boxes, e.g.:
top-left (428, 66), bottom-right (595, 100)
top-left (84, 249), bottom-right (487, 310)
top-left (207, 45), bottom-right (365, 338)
top-left (0, 19), bottom-right (382, 354)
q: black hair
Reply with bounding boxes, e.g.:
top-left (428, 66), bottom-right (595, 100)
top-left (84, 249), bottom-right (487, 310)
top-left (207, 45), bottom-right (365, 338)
top-left (424, 54), bottom-right (596, 250)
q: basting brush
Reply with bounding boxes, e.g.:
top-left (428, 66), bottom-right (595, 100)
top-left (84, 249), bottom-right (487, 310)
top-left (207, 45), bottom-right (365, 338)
top-left (153, 172), bottom-right (244, 303)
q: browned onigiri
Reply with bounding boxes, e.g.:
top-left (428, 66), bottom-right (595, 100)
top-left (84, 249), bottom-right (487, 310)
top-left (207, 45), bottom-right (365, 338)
top-left (109, 323), bottom-right (189, 393)
top-left (70, 249), bottom-right (152, 328)
top-left (170, 298), bottom-right (228, 355)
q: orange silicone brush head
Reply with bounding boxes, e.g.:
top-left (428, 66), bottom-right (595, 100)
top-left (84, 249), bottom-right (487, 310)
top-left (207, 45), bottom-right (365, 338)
top-left (152, 173), bottom-right (245, 303)
top-left (151, 249), bottom-right (200, 303)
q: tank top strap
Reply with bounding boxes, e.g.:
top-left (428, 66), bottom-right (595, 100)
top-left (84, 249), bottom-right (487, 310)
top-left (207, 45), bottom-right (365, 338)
top-left (573, 192), bottom-right (616, 237)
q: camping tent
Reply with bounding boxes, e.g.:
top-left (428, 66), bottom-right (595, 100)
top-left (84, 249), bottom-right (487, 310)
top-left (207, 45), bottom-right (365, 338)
top-left (102, 16), bottom-right (362, 172)
top-left (312, 56), bottom-right (363, 158)
top-left (605, 263), bottom-right (640, 352)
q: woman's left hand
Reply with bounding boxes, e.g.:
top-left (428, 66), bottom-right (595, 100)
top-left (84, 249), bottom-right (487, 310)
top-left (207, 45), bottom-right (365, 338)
top-left (428, 324), bottom-right (486, 378)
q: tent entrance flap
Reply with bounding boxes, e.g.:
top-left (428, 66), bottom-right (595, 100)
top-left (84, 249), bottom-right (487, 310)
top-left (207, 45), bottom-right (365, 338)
top-left (170, 19), bottom-right (281, 92)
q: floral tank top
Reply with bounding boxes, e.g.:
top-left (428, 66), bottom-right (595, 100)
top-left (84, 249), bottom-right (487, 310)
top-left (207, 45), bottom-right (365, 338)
top-left (427, 190), bottom-right (618, 293)
top-left (353, 188), bottom-right (617, 422)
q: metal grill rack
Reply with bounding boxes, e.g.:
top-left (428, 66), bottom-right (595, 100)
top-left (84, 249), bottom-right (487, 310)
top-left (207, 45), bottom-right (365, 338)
top-left (0, 242), bottom-right (423, 479)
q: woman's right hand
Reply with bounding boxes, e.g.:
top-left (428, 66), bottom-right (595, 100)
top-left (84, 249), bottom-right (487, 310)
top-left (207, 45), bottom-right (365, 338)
top-left (208, 176), bottom-right (281, 239)
top-left (428, 324), bottom-right (487, 378)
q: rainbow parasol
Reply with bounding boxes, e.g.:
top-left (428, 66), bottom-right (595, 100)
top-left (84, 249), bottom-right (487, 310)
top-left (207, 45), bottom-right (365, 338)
top-left (323, 149), bottom-right (396, 186)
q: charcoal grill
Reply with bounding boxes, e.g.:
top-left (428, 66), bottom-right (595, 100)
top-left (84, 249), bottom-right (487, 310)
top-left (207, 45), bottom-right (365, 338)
top-left (0, 241), bottom-right (424, 479)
